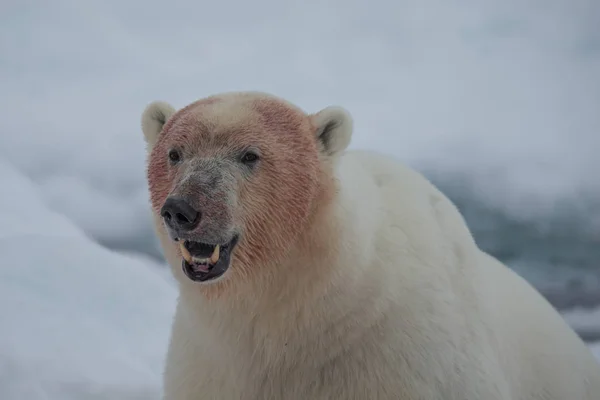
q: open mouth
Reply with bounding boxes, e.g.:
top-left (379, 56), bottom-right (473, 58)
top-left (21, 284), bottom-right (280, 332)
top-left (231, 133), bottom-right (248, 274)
top-left (178, 236), bottom-right (239, 282)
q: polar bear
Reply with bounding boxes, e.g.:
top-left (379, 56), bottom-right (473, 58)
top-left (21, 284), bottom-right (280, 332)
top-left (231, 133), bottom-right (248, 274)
top-left (140, 91), bottom-right (600, 400)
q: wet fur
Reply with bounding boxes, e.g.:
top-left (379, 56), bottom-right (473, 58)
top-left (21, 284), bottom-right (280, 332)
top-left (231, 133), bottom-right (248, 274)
top-left (141, 92), bottom-right (600, 400)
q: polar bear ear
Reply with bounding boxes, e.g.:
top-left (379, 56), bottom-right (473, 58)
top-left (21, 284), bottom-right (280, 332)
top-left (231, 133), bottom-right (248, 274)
top-left (141, 101), bottom-right (177, 149)
top-left (311, 106), bottom-right (353, 157)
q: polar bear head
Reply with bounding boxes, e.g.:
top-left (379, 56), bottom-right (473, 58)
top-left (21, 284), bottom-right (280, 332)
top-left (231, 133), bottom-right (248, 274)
top-left (141, 91), bottom-right (352, 291)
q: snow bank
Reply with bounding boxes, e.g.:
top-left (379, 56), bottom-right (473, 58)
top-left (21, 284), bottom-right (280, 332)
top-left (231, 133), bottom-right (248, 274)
top-left (0, 159), bottom-right (177, 400)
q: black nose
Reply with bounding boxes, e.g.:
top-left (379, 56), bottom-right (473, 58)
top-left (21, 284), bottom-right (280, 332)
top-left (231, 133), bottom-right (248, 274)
top-left (160, 197), bottom-right (201, 232)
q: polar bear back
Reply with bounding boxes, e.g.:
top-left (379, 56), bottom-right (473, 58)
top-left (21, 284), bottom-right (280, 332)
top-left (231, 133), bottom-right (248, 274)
top-left (345, 149), bottom-right (600, 399)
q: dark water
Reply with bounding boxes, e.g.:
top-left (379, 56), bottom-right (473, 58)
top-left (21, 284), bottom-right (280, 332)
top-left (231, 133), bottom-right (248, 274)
top-left (425, 170), bottom-right (600, 312)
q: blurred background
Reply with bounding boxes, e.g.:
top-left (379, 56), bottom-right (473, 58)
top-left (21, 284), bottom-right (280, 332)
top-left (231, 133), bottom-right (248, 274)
top-left (1, 0), bottom-right (599, 398)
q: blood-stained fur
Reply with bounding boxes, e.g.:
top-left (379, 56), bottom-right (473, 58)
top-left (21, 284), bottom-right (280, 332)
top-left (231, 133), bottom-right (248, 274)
top-left (140, 91), bottom-right (600, 400)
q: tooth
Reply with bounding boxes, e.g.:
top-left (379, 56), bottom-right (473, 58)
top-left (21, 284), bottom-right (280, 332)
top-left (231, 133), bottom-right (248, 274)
top-left (210, 245), bottom-right (220, 264)
top-left (180, 242), bottom-right (192, 263)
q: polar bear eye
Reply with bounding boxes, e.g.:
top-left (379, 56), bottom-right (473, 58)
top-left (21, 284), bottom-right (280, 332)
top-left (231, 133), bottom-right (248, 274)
top-left (240, 151), bottom-right (259, 165)
top-left (168, 149), bottom-right (182, 164)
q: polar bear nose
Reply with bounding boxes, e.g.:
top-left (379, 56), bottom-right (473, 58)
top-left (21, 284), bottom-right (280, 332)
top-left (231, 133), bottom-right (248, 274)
top-left (160, 197), bottom-right (201, 232)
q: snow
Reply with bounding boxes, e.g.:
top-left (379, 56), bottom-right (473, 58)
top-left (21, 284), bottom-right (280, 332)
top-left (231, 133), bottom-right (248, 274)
top-left (0, 160), bottom-right (177, 400)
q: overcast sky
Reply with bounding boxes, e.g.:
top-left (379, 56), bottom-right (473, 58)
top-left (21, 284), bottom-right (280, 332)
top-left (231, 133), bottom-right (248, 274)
top-left (1, 0), bottom-right (599, 249)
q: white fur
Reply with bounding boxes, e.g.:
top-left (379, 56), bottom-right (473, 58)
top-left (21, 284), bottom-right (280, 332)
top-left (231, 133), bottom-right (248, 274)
top-left (146, 104), bottom-right (600, 399)
top-left (311, 106), bottom-right (353, 157)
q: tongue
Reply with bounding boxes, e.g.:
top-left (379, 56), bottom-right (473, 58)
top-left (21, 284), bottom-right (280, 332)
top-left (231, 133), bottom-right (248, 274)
top-left (193, 263), bottom-right (210, 273)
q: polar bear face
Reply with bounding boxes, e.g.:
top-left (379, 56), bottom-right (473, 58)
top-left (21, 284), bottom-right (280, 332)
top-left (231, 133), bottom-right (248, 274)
top-left (141, 92), bottom-right (352, 287)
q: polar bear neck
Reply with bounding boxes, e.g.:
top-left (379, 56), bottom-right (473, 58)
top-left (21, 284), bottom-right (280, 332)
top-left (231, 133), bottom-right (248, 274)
top-left (182, 152), bottom-right (386, 342)
top-left (226, 153), bottom-right (380, 300)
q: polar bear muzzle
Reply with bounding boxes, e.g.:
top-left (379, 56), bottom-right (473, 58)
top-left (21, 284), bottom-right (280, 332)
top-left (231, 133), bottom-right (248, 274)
top-left (179, 236), bottom-right (239, 283)
top-left (159, 196), bottom-right (240, 283)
